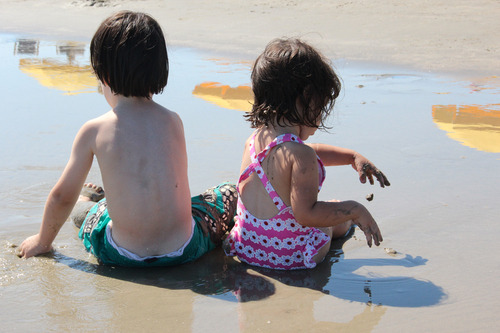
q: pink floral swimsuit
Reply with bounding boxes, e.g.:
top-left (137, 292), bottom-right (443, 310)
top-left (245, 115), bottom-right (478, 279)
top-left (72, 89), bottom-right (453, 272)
top-left (225, 133), bottom-right (331, 270)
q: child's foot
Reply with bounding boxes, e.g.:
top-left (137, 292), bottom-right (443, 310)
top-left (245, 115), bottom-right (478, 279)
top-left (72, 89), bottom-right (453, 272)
top-left (71, 183), bottom-right (105, 228)
top-left (79, 183), bottom-right (105, 202)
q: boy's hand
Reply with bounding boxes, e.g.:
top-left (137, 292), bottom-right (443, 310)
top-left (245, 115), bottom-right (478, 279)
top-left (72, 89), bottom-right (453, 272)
top-left (352, 154), bottom-right (391, 188)
top-left (18, 234), bottom-right (53, 258)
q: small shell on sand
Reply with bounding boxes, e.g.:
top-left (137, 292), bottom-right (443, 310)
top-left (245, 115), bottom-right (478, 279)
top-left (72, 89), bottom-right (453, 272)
top-left (384, 247), bottom-right (397, 256)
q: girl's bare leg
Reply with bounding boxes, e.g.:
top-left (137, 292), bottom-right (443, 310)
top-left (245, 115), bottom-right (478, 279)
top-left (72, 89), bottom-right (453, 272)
top-left (331, 220), bottom-right (354, 238)
top-left (312, 220), bottom-right (354, 264)
top-left (313, 227), bottom-right (333, 264)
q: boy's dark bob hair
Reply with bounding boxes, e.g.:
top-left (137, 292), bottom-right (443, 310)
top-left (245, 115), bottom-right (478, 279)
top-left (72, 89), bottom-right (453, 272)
top-left (90, 11), bottom-right (168, 98)
top-left (247, 38), bottom-right (341, 129)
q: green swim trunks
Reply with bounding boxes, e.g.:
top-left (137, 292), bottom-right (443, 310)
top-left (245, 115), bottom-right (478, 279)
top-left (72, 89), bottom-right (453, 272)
top-left (78, 183), bottom-right (237, 267)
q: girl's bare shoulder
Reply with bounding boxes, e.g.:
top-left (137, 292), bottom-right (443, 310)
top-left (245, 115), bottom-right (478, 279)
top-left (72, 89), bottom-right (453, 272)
top-left (280, 140), bottom-right (316, 158)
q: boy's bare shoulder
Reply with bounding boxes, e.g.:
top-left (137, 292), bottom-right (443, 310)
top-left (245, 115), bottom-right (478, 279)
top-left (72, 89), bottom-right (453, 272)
top-left (159, 107), bottom-right (185, 136)
top-left (73, 112), bottom-right (122, 146)
top-left (150, 103), bottom-right (183, 124)
top-left (85, 111), bottom-right (115, 125)
top-left (166, 108), bottom-right (183, 124)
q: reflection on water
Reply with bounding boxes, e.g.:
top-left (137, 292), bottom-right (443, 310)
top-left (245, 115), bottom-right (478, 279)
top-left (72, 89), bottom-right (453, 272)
top-left (16, 39), bottom-right (98, 95)
top-left (432, 104), bottom-right (500, 153)
top-left (55, 41), bottom-right (86, 62)
top-left (204, 57), bottom-right (253, 74)
top-left (14, 38), bottom-right (39, 55)
top-left (192, 82), bottom-right (253, 112)
top-left (19, 58), bottom-right (97, 95)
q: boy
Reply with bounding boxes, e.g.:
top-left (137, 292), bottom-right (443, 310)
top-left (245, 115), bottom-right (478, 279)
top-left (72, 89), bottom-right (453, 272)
top-left (19, 11), bottom-right (237, 266)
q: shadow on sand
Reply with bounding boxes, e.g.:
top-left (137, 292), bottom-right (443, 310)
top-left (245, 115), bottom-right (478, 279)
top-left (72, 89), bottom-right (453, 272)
top-left (52, 230), bottom-right (446, 307)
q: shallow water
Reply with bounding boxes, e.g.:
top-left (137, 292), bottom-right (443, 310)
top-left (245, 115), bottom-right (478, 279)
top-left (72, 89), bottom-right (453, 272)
top-left (1, 34), bottom-right (499, 332)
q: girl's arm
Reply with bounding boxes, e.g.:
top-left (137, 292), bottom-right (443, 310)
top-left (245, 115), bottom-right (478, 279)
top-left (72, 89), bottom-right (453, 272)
top-left (308, 143), bottom-right (390, 188)
top-left (290, 145), bottom-right (382, 247)
top-left (19, 123), bottom-right (95, 258)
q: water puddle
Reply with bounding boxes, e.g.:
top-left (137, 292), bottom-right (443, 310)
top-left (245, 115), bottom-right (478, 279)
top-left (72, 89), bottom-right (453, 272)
top-left (1, 33), bottom-right (499, 331)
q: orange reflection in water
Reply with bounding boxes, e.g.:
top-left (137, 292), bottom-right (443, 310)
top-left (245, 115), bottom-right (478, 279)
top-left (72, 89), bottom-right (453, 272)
top-left (192, 82), bottom-right (253, 112)
top-left (432, 104), bottom-right (500, 153)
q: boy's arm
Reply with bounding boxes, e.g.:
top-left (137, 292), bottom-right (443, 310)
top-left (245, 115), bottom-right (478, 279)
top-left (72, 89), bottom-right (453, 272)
top-left (308, 143), bottom-right (390, 188)
top-left (290, 145), bottom-right (382, 247)
top-left (19, 123), bottom-right (95, 258)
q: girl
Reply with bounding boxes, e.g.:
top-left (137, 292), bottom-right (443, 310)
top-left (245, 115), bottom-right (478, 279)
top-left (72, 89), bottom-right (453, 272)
top-left (224, 38), bottom-right (390, 270)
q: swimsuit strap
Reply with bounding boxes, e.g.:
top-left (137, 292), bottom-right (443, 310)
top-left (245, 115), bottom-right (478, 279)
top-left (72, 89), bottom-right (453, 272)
top-left (238, 132), bottom-right (326, 195)
top-left (238, 133), bottom-right (259, 185)
top-left (261, 134), bottom-right (325, 190)
top-left (238, 133), bottom-right (304, 210)
top-left (317, 155), bottom-right (326, 190)
top-left (238, 135), bottom-right (285, 208)
top-left (254, 133), bottom-right (303, 162)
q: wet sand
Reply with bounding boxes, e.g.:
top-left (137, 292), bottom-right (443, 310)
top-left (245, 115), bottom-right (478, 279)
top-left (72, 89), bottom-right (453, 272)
top-left (1, 0), bottom-right (499, 76)
top-left (1, 1), bottom-right (500, 332)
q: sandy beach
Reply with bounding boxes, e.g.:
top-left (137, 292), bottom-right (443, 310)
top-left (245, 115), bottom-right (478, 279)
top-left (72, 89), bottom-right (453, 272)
top-left (1, 0), bottom-right (499, 76)
top-left (1, 1), bottom-right (499, 332)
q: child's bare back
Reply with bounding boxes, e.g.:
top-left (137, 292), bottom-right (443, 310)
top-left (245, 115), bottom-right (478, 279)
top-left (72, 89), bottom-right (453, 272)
top-left (19, 11), bottom-right (237, 267)
top-left (88, 89), bottom-right (193, 256)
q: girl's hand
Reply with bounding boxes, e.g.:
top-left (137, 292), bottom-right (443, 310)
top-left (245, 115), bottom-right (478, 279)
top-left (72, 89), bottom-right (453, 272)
top-left (352, 153), bottom-right (391, 188)
top-left (352, 205), bottom-right (383, 247)
top-left (18, 234), bottom-right (53, 258)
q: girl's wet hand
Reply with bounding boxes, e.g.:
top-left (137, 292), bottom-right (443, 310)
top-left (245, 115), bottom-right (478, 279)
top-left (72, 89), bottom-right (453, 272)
top-left (352, 205), bottom-right (383, 247)
top-left (352, 154), bottom-right (391, 188)
top-left (361, 163), bottom-right (390, 188)
top-left (363, 222), bottom-right (383, 247)
top-left (357, 220), bottom-right (383, 247)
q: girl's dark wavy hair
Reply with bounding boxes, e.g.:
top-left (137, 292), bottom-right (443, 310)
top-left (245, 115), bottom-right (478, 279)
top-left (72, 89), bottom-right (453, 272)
top-left (247, 38), bottom-right (341, 129)
top-left (91, 11), bottom-right (168, 98)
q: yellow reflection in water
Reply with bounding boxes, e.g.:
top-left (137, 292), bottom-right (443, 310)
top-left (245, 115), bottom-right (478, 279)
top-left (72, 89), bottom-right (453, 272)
top-left (432, 104), bottom-right (500, 153)
top-left (192, 82), bottom-right (253, 112)
top-left (16, 40), bottom-right (98, 95)
top-left (19, 58), bottom-right (97, 95)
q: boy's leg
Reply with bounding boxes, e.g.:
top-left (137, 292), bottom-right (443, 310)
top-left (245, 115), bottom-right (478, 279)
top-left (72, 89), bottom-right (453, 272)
top-left (70, 183), bottom-right (105, 228)
top-left (191, 182), bottom-right (238, 246)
